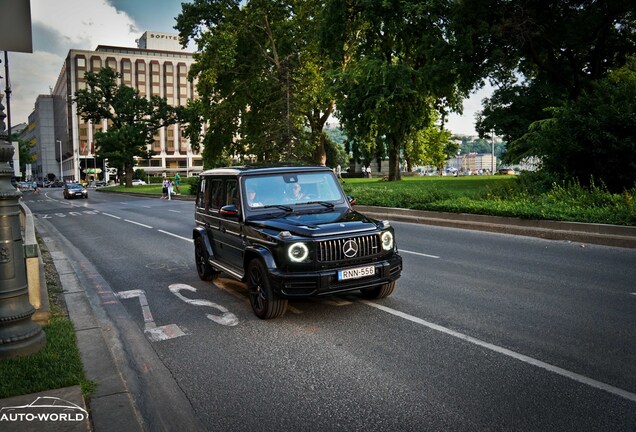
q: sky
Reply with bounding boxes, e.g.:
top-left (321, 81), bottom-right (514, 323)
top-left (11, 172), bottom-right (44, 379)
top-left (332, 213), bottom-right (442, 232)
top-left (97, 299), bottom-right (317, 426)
top-left (4, 0), bottom-right (487, 137)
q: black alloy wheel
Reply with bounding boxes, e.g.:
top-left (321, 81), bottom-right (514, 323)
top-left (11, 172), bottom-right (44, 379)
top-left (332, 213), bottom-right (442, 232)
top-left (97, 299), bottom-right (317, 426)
top-left (247, 259), bottom-right (288, 319)
top-left (194, 237), bottom-right (220, 281)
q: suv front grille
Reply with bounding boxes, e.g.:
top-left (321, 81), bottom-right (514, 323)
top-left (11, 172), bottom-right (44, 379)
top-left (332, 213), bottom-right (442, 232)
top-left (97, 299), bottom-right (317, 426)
top-left (317, 234), bottom-right (380, 262)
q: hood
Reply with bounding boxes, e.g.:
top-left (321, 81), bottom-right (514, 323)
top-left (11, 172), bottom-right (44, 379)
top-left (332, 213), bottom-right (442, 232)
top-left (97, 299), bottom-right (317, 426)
top-left (249, 209), bottom-right (380, 237)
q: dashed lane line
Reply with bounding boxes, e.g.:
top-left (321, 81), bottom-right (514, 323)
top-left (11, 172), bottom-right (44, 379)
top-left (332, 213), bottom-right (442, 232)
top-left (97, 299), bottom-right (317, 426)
top-left (158, 230), bottom-right (192, 243)
top-left (124, 219), bottom-right (153, 229)
top-left (401, 249), bottom-right (440, 259)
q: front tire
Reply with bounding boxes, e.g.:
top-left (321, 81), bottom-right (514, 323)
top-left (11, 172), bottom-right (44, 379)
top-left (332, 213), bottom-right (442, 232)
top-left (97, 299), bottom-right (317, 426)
top-left (360, 281), bottom-right (396, 299)
top-left (194, 237), bottom-right (220, 281)
top-left (247, 259), bottom-right (287, 319)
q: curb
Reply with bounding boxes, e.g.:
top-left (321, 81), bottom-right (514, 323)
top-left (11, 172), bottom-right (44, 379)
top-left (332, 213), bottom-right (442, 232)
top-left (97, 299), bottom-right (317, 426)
top-left (34, 219), bottom-right (144, 432)
top-left (356, 206), bottom-right (636, 249)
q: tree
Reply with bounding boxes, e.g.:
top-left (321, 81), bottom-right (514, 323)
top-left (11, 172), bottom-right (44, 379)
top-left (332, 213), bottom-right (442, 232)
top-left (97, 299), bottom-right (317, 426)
top-left (17, 138), bottom-right (35, 177)
top-left (404, 125), bottom-right (455, 175)
top-left (74, 68), bottom-right (181, 187)
top-left (451, 0), bottom-right (636, 165)
top-left (326, 0), bottom-right (475, 181)
top-left (176, 0), bottom-right (339, 166)
top-left (514, 58), bottom-right (636, 192)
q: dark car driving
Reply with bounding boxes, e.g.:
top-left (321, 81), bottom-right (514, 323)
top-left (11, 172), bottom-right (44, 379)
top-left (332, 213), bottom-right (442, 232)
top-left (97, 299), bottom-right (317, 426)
top-left (193, 165), bottom-right (402, 319)
top-left (63, 182), bottom-right (88, 199)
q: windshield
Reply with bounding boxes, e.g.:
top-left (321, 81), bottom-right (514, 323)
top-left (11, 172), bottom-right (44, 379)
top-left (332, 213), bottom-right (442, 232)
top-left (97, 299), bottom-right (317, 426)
top-left (244, 172), bottom-right (344, 210)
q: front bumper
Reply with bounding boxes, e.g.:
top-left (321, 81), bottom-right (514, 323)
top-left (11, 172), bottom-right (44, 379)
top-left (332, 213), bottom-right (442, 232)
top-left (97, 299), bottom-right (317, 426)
top-left (268, 253), bottom-right (403, 298)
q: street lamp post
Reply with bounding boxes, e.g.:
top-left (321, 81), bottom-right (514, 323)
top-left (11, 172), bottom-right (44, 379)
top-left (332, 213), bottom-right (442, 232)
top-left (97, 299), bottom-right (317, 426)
top-left (491, 129), bottom-right (495, 174)
top-left (56, 139), bottom-right (62, 181)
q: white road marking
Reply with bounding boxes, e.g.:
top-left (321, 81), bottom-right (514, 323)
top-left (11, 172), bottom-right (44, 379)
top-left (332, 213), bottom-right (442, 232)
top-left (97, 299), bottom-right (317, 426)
top-left (168, 210), bottom-right (181, 213)
top-left (124, 219), bottom-right (152, 228)
top-left (169, 284), bottom-right (239, 326)
top-left (158, 230), bottom-right (193, 243)
top-left (361, 300), bottom-right (636, 403)
top-left (102, 212), bottom-right (121, 219)
top-left (400, 249), bottom-right (440, 259)
top-left (116, 289), bottom-right (187, 341)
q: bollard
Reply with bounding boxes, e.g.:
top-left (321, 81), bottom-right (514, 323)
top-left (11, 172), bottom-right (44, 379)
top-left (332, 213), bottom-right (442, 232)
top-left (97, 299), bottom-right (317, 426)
top-left (0, 102), bottom-right (46, 359)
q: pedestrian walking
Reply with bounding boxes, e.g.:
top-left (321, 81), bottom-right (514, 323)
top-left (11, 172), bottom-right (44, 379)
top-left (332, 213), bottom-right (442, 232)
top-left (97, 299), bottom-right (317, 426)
top-left (174, 173), bottom-right (181, 194)
top-left (167, 179), bottom-right (174, 200)
top-left (336, 164), bottom-right (342, 179)
top-left (161, 178), bottom-right (168, 199)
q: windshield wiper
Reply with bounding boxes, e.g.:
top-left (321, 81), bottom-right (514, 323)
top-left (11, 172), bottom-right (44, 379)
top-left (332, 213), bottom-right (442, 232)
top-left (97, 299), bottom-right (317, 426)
top-left (261, 204), bottom-right (294, 212)
top-left (303, 201), bottom-right (335, 208)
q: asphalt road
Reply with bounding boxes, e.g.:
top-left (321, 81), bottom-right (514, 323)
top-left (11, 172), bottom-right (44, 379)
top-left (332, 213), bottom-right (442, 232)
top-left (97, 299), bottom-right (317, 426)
top-left (24, 189), bottom-right (636, 431)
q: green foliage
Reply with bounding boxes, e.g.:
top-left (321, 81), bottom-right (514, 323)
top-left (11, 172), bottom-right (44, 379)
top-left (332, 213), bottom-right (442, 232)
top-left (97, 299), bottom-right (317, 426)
top-left (512, 59), bottom-right (636, 192)
top-left (134, 169), bottom-right (146, 180)
top-left (0, 318), bottom-right (93, 398)
top-left (461, 0), bottom-right (636, 176)
top-left (176, 0), bottom-right (337, 166)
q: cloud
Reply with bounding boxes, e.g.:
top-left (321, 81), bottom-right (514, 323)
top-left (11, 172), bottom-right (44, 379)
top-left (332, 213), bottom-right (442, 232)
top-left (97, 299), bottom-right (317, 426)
top-left (5, 0), bottom-right (142, 126)
top-left (445, 82), bottom-right (493, 136)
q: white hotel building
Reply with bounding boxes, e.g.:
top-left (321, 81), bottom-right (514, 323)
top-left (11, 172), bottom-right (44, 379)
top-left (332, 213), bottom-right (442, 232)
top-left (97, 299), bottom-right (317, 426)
top-left (50, 31), bottom-right (203, 182)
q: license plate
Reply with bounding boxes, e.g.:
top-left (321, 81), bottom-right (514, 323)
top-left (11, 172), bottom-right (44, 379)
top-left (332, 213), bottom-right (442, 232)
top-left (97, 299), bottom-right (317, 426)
top-left (338, 265), bottom-right (375, 281)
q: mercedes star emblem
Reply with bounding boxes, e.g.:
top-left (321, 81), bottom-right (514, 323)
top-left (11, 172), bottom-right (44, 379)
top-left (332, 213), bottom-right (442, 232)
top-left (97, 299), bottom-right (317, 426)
top-left (342, 239), bottom-right (359, 258)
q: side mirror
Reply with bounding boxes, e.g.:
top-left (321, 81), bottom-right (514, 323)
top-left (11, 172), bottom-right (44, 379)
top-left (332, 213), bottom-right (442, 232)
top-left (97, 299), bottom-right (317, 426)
top-left (347, 195), bottom-right (357, 206)
top-left (220, 204), bottom-right (239, 217)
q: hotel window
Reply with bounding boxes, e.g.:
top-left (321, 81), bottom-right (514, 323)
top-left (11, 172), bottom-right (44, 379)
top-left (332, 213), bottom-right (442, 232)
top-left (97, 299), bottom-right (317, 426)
top-left (177, 63), bottom-right (188, 104)
top-left (121, 59), bottom-right (132, 84)
top-left (106, 57), bottom-right (117, 71)
top-left (75, 55), bottom-right (87, 91)
top-left (150, 61), bottom-right (160, 96)
top-left (136, 60), bottom-right (146, 94)
top-left (91, 56), bottom-right (102, 71)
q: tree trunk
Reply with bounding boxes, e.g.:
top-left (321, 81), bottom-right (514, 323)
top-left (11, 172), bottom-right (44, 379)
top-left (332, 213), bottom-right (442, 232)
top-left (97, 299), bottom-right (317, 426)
top-left (124, 162), bottom-right (134, 187)
top-left (312, 132), bottom-right (327, 166)
top-left (387, 135), bottom-right (401, 181)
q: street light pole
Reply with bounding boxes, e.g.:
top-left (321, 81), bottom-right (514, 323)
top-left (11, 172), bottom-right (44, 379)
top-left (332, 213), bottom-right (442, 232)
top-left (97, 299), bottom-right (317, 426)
top-left (56, 139), bottom-right (62, 181)
top-left (491, 129), bottom-right (495, 174)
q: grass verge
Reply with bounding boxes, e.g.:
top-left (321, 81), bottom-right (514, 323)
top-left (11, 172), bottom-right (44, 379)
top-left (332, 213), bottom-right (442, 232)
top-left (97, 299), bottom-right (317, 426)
top-left (0, 235), bottom-right (95, 399)
top-left (341, 176), bottom-right (636, 226)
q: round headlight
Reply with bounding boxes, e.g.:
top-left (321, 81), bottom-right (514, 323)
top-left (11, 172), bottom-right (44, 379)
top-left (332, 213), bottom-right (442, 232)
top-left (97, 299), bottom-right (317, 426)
top-left (381, 231), bottom-right (394, 251)
top-left (288, 242), bottom-right (309, 262)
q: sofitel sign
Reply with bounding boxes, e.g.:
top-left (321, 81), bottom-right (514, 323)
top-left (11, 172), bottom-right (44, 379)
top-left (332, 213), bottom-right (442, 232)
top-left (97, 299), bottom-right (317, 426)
top-left (149, 33), bottom-right (179, 41)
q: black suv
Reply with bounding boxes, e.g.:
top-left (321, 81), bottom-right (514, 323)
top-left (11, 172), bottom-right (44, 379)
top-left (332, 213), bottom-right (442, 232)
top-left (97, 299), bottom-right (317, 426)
top-left (193, 166), bottom-right (402, 319)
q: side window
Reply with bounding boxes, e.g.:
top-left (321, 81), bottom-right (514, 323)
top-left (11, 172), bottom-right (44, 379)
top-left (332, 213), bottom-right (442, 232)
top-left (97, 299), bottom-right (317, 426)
top-left (226, 179), bottom-right (239, 206)
top-left (208, 179), bottom-right (223, 211)
top-left (196, 177), bottom-right (207, 208)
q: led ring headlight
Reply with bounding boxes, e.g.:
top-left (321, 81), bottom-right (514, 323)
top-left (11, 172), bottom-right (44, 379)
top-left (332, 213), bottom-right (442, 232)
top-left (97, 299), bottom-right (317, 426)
top-left (381, 231), bottom-right (394, 251)
top-left (288, 242), bottom-right (309, 262)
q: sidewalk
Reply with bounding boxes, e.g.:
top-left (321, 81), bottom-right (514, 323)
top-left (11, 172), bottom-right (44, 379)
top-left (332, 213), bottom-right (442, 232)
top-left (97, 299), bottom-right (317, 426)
top-left (0, 220), bottom-right (143, 432)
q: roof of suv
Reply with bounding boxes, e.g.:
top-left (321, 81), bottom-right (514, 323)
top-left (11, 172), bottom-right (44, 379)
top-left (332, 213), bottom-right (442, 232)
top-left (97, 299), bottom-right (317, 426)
top-left (200, 165), bottom-right (331, 177)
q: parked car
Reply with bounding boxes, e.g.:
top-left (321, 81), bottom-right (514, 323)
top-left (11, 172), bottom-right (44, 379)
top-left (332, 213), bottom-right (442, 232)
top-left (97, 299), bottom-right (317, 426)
top-left (132, 179), bottom-right (147, 186)
top-left (63, 182), bottom-right (88, 199)
top-left (193, 165), bottom-right (403, 319)
top-left (497, 168), bottom-right (516, 175)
